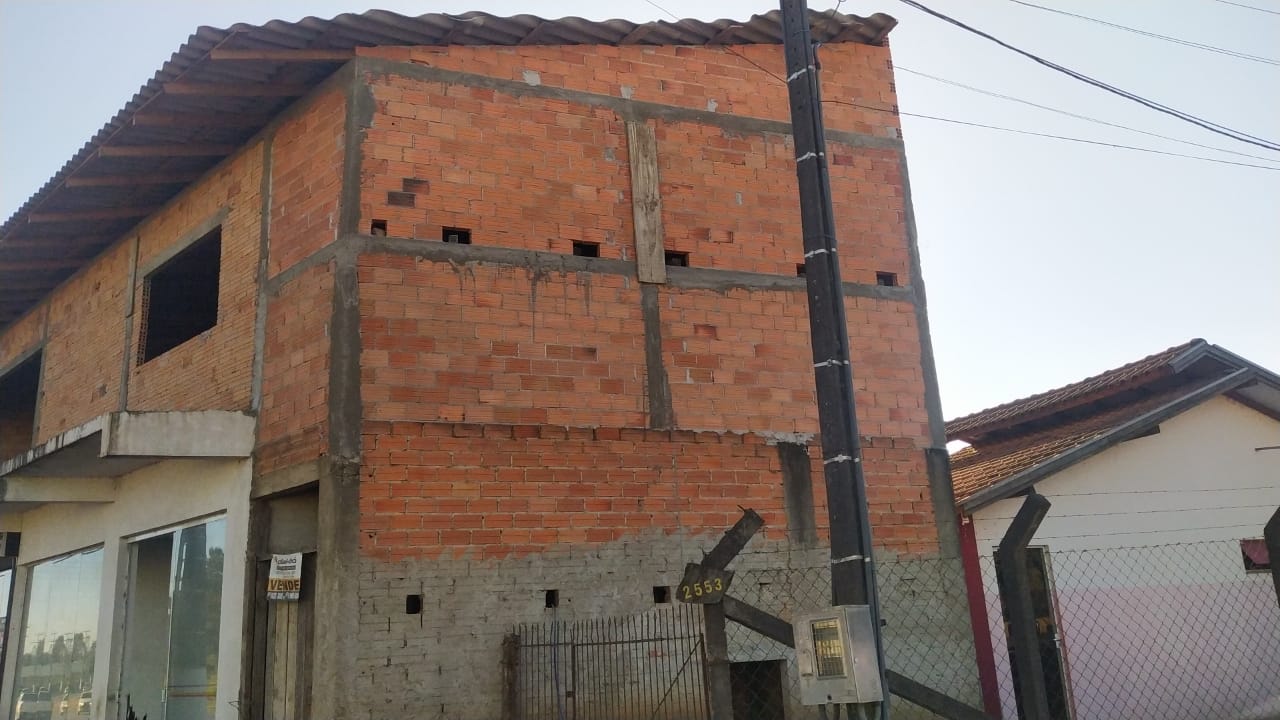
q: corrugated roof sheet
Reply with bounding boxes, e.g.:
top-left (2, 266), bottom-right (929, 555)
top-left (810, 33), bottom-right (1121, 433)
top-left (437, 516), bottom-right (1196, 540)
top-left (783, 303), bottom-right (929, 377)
top-left (0, 8), bottom-right (896, 328)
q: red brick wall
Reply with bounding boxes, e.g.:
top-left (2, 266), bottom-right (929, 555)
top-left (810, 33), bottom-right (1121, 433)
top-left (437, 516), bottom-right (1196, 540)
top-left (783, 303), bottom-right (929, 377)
top-left (36, 240), bottom-right (131, 441)
top-left (257, 263), bottom-right (332, 475)
top-left (0, 305), bottom-right (43, 371)
top-left (127, 143), bottom-right (263, 413)
top-left (350, 42), bottom-right (940, 559)
top-left (269, 89), bottom-right (346, 277)
top-left (359, 422), bottom-right (812, 561)
top-left (358, 256), bottom-right (648, 428)
top-left (355, 48), bottom-right (909, 286)
top-left (357, 43), bottom-right (898, 136)
top-left (358, 77), bottom-right (629, 251)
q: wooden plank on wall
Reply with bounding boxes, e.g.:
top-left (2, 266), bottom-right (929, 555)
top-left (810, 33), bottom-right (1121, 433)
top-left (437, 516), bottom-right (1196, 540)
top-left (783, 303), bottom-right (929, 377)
top-left (626, 121), bottom-right (667, 284)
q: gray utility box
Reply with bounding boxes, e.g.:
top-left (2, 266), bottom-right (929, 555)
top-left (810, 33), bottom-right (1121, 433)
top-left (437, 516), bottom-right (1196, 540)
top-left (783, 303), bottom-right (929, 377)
top-left (793, 605), bottom-right (884, 705)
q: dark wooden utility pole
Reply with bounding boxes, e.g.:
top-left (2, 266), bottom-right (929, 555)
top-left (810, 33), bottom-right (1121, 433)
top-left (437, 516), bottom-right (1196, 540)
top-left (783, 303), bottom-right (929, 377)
top-left (778, 1), bottom-right (888, 717)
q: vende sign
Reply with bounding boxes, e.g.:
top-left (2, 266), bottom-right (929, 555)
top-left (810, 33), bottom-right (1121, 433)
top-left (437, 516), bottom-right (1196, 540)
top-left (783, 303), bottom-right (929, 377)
top-left (267, 552), bottom-right (303, 601)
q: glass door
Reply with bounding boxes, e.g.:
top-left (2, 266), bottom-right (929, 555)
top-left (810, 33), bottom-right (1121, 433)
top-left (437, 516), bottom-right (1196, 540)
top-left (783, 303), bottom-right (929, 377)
top-left (118, 518), bottom-right (225, 720)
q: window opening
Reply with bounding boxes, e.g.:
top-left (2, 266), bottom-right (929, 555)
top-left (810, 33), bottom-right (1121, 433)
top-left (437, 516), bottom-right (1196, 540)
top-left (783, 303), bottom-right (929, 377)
top-left (138, 227), bottom-right (221, 362)
top-left (0, 351), bottom-right (41, 460)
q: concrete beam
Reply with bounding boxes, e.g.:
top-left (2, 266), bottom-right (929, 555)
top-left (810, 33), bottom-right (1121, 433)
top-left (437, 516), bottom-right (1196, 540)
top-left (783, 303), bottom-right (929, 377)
top-left (102, 410), bottom-right (256, 458)
top-left (0, 476), bottom-right (115, 503)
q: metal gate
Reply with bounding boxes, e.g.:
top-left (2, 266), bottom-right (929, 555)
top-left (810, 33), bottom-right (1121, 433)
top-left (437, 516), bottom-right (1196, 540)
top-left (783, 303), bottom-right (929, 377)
top-left (513, 604), bottom-right (710, 720)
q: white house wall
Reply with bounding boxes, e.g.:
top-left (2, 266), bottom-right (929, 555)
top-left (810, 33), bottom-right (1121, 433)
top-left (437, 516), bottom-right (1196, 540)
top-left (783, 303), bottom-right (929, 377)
top-left (0, 458), bottom-right (250, 720)
top-left (969, 395), bottom-right (1280, 720)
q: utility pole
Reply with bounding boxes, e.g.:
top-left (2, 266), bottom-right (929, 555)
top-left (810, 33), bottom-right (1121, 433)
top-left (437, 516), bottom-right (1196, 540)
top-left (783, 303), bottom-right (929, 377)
top-left (778, 1), bottom-right (889, 718)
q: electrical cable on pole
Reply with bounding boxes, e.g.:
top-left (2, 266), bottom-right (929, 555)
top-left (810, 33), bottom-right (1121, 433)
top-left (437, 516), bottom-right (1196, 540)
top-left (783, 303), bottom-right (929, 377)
top-left (778, 1), bottom-right (888, 717)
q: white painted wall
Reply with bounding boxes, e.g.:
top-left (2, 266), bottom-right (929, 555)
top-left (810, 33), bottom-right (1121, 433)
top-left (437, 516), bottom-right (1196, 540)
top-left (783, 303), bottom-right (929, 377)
top-left (0, 457), bottom-right (250, 720)
top-left (968, 396), bottom-right (1280, 720)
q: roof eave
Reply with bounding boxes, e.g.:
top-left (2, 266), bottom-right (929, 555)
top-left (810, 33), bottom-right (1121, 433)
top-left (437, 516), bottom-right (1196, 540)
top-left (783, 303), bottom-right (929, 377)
top-left (959, 367), bottom-right (1258, 514)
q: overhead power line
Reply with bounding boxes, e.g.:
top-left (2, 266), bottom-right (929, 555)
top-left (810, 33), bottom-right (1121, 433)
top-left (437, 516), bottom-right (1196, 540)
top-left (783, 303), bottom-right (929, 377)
top-left (711, 47), bottom-right (1280, 170)
top-left (636, 0), bottom-right (1280, 170)
top-left (1214, 0), bottom-right (1280, 16)
top-left (823, 99), bottom-right (1280, 170)
top-left (713, 46), bottom-right (1280, 171)
top-left (895, 0), bottom-right (1280, 152)
top-left (1007, 0), bottom-right (1280, 66)
top-left (895, 66), bottom-right (1280, 164)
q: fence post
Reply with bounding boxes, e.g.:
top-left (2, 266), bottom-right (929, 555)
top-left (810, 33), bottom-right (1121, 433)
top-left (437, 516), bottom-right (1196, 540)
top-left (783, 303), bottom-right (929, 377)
top-left (1265, 507), bottom-right (1280, 609)
top-left (703, 603), bottom-right (734, 720)
top-left (501, 632), bottom-right (520, 720)
top-left (996, 490), bottom-right (1053, 720)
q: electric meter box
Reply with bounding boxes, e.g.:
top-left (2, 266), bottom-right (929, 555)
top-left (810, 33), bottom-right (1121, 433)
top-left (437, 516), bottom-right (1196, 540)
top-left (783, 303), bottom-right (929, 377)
top-left (793, 605), bottom-right (883, 705)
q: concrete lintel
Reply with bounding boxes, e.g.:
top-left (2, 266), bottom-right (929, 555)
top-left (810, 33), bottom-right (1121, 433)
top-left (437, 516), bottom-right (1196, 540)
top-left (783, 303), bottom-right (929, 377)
top-left (102, 410), bottom-right (256, 458)
top-left (0, 476), bottom-right (116, 504)
top-left (252, 457), bottom-right (325, 499)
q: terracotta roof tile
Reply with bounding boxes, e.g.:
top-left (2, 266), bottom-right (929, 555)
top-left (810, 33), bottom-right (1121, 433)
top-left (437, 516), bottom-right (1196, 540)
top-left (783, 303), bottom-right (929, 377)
top-left (949, 384), bottom-right (1197, 504)
top-left (946, 339), bottom-right (1204, 439)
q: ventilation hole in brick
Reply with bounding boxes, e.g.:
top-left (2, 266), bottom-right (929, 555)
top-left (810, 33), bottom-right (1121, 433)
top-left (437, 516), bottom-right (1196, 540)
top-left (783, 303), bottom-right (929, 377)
top-left (876, 271), bottom-right (898, 287)
top-left (370, 219), bottom-right (388, 236)
top-left (796, 263), bottom-right (806, 277)
top-left (664, 251), bottom-right (689, 267)
top-left (572, 241), bottom-right (600, 258)
top-left (406, 594), bottom-right (423, 615)
top-left (443, 226), bottom-right (472, 244)
top-left (387, 191), bottom-right (415, 208)
top-left (652, 586), bottom-right (671, 604)
top-left (402, 177), bottom-right (431, 194)
top-left (544, 589), bottom-right (559, 609)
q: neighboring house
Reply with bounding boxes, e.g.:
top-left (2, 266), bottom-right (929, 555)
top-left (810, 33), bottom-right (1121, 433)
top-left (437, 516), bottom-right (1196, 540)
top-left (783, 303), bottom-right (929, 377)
top-left (0, 9), bottom-right (976, 720)
top-left (948, 339), bottom-right (1280, 720)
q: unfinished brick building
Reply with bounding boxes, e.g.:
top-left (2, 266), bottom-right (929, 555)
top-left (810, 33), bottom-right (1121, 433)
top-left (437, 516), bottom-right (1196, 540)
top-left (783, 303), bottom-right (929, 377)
top-left (0, 9), bottom-right (976, 720)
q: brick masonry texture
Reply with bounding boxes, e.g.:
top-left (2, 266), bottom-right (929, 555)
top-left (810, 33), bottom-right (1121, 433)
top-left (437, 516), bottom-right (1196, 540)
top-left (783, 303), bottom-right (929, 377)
top-left (354, 46), bottom-right (911, 286)
top-left (127, 141), bottom-right (263, 414)
top-left (257, 262), bottom-right (332, 475)
top-left (359, 256), bottom-right (648, 428)
top-left (661, 287), bottom-right (927, 438)
top-left (0, 305), bottom-right (43, 371)
top-left (35, 240), bottom-right (130, 441)
top-left (269, 89), bottom-right (346, 277)
top-left (356, 43), bottom-right (900, 137)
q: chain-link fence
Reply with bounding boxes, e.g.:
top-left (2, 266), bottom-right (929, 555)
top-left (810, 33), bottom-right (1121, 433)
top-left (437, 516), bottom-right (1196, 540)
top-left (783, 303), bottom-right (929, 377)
top-left (512, 539), bottom-right (1279, 720)
top-left (725, 557), bottom-right (982, 720)
top-left (976, 540), bottom-right (1280, 720)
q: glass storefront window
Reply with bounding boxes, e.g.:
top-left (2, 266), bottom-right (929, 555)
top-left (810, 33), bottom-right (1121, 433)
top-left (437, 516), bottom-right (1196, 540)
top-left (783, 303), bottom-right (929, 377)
top-left (11, 547), bottom-right (103, 720)
top-left (119, 518), bottom-right (225, 720)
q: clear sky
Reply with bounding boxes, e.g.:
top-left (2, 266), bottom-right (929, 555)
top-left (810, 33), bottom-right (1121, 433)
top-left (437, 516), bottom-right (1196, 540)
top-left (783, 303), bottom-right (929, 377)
top-left (1, 0), bottom-right (1276, 419)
